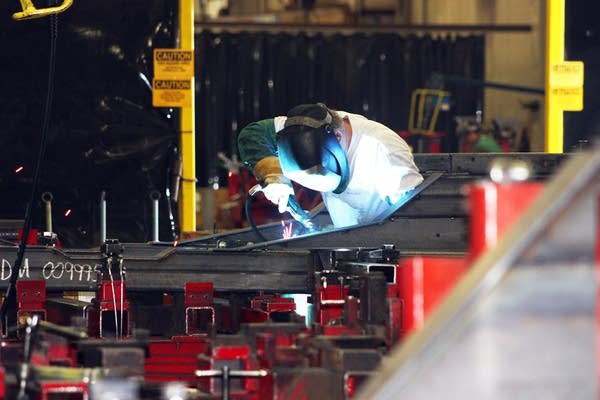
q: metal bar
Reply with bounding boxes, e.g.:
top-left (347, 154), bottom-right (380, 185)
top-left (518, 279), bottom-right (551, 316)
top-left (41, 192), bottom-right (53, 233)
top-left (375, 171), bottom-right (443, 220)
top-left (150, 191), bottom-right (160, 242)
top-left (0, 244), bottom-right (313, 292)
top-left (430, 153), bottom-right (566, 175)
top-left (100, 191), bottom-right (106, 244)
top-left (434, 73), bottom-right (544, 94)
top-left (196, 21), bottom-right (532, 33)
top-left (235, 217), bottom-right (467, 251)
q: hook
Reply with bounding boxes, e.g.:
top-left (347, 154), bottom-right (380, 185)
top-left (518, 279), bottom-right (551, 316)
top-left (12, 0), bottom-right (73, 20)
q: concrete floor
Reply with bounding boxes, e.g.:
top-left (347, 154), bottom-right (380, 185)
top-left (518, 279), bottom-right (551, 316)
top-left (376, 263), bottom-right (597, 399)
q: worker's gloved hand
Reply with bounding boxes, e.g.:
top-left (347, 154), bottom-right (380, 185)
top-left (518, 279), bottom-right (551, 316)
top-left (252, 156), bottom-right (294, 214)
top-left (262, 174), bottom-right (294, 213)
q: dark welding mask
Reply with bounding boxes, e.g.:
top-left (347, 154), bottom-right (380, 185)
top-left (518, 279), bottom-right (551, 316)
top-left (276, 104), bottom-right (349, 194)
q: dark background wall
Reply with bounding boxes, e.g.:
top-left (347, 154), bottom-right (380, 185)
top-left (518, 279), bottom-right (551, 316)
top-left (0, 0), bottom-right (179, 247)
top-left (564, 0), bottom-right (600, 151)
top-left (195, 30), bottom-right (484, 187)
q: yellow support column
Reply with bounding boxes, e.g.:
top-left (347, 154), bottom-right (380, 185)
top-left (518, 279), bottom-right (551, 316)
top-left (178, 0), bottom-right (196, 235)
top-left (544, 0), bottom-right (585, 153)
top-left (544, 0), bottom-right (565, 153)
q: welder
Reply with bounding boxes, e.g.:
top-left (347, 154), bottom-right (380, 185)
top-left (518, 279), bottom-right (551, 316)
top-left (237, 103), bottom-right (424, 228)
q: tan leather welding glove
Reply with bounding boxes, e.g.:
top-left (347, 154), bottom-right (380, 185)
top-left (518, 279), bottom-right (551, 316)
top-left (253, 156), bottom-right (294, 213)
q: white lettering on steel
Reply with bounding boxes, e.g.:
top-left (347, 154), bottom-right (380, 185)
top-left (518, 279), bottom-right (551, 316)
top-left (0, 258), bottom-right (100, 283)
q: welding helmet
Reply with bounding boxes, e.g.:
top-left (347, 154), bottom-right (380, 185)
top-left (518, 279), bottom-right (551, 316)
top-left (277, 103), bottom-right (349, 193)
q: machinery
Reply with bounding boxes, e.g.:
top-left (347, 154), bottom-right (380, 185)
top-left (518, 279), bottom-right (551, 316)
top-left (0, 151), bottom-right (582, 399)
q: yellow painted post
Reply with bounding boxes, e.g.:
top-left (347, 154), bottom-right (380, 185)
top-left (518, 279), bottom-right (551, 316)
top-left (544, 0), bottom-right (565, 153)
top-left (178, 0), bottom-right (196, 235)
top-left (545, 0), bottom-right (585, 153)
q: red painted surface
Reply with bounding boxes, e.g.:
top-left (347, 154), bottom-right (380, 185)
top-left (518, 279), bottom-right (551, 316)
top-left (16, 280), bottom-right (47, 338)
top-left (397, 256), bottom-right (469, 335)
top-left (185, 282), bottom-right (213, 307)
top-left (98, 280), bottom-right (126, 305)
top-left (315, 284), bottom-right (349, 326)
top-left (197, 344), bottom-right (262, 398)
top-left (467, 181), bottom-right (544, 260)
top-left (38, 381), bottom-right (88, 400)
top-left (145, 336), bottom-right (210, 384)
top-left (16, 280), bottom-right (46, 310)
top-left (17, 228), bottom-right (39, 245)
top-left (248, 294), bottom-right (295, 313)
top-left (85, 280), bottom-right (130, 338)
top-left (241, 294), bottom-right (297, 323)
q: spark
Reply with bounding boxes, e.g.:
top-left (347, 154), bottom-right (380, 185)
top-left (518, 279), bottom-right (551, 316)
top-left (281, 220), bottom-right (293, 239)
top-left (64, 209), bottom-right (72, 217)
top-left (14, 166), bottom-right (24, 173)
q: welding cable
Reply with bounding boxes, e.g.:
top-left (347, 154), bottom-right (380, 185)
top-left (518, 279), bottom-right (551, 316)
top-left (106, 259), bottom-right (119, 340)
top-left (0, 8), bottom-right (60, 326)
top-left (244, 195), bottom-right (268, 242)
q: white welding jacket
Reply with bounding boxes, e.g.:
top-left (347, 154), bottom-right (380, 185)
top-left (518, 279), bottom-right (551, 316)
top-left (276, 112), bottom-right (423, 228)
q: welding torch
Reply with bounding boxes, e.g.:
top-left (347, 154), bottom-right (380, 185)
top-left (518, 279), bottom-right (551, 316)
top-left (249, 184), bottom-right (315, 231)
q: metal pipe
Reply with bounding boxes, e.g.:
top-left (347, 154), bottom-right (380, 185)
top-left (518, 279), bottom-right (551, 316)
top-left (41, 192), bottom-right (53, 233)
top-left (195, 21), bottom-right (532, 33)
top-left (150, 191), bottom-right (161, 242)
top-left (222, 366), bottom-right (229, 400)
top-left (100, 191), bottom-right (106, 244)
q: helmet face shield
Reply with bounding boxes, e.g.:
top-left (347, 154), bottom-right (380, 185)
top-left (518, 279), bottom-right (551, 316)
top-left (277, 104), bottom-right (349, 194)
top-left (285, 165), bottom-right (342, 192)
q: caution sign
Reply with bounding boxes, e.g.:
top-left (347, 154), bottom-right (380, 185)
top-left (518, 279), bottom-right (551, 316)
top-left (550, 86), bottom-right (584, 111)
top-left (154, 49), bottom-right (194, 79)
top-left (549, 61), bottom-right (584, 111)
top-left (152, 79), bottom-right (192, 107)
top-left (549, 61), bottom-right (584, 87)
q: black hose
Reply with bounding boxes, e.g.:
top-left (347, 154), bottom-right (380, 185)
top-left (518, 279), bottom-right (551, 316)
top-left (244, 195), bottom-right (268, 242)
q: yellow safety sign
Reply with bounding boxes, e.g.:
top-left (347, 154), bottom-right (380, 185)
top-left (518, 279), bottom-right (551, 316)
top-left (152, 79), bottom-right (192, 107)
top-left (154, 49), bottom-right (194, 79)
top-left (549, 61), bottom-right (584, 87)
top-left (550, 86), bottom-right (584, 111)
top-left (549, 61), bottom-right (584, 111)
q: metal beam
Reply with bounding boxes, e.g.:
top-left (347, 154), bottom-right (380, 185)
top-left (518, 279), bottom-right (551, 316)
top-left (0, 244), bottom-right (313, 293)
